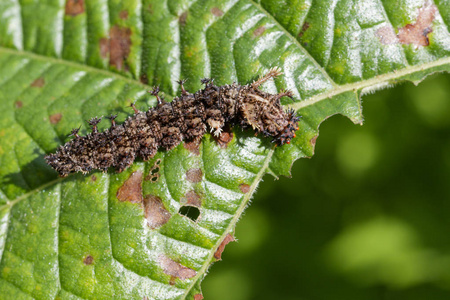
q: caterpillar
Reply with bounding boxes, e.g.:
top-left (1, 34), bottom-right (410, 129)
top-left (45, 68), bottom-right (300, 177)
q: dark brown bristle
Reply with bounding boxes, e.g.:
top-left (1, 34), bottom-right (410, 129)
top-left (130, 102), bottom-right (140, 114)
top-left (150, 86), bottom-right (165, 105)
top-left (177, 79), bottom-right (189, 95)
top-left (45, 68), bottom-right (300, 177)
top-left (106, 114), bottom-right (117, 127)
top-left (68, 127), bottom-right (81, 138)
top-left (88, 117), bottom-right (102, 133)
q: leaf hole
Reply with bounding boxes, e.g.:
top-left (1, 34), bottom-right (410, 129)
top-left (150, 167), bottom-right (160, 175)
top-left (178, 205), bottom-right (200, 222)
top-left (145, 159), bottom-right (162, 182)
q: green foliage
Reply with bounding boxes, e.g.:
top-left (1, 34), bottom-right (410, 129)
top-left (0, 0), bottom-right (449, 299)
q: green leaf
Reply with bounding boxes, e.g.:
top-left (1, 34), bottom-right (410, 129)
top-left (0, 0), bottom-right (450, 299)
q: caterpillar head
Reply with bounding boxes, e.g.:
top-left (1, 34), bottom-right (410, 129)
top-left (273, 109), bottom-right (300, 145)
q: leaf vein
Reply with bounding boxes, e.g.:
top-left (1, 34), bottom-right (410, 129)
top-left (249, 0), bottom-right (337, 86)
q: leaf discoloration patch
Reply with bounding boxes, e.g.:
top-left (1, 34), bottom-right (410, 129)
top-left (213, 127), bottom-right (233, 148)
top-left (211, 7), bottom-right (223, 17)
top-left (65, 0), bottom-right (85, 16)
top-left (184, 140), bottom-right (201, 155)
top-left (158, 255), bottom-right (196, 280)
top-left (99, 38), bottom-right (109, 58)
top-left (144, 195), bottom-right (171, 229)
top-left (119, 10), bottom-right (129, 20)
top-left (398, 2), bottom-right (436, 47)
top-left (49, 113), bottom-right (62, 124)
top-left (310, 135), bottom-right (318, 147)
top-left (239, 183), bottom-right (250, 194)
top-left (185, 190), bottom-right (202, 207)
top-left (140, 74), bottom-right (149, 85)
top-left (83, 255), bottom-right (94, 265)
top-left (214, 234), bottom-right (235, 260)
top-left (253, 26), bottom-right (266, 37)
top-left (31, 77), bottom-right (45, 88)
top-left (298, 22), bottom-right (310, 38)
top-left (109, 25), bottom-right (132, 71)
top-left (179, 12), bottom-right (188, 26)
top-left (376, 25), bottom-right (398, 45)
top-left (186, 168), bottom-right (203, 183)
top-left (116, 171), bottom-right (143, 203)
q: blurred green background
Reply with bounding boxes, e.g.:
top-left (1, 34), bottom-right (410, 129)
top-left (202, 73), bottom-right (450, 300)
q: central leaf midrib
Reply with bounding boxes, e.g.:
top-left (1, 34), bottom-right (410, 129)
top-left (289, 56), bottom-right (450, 112)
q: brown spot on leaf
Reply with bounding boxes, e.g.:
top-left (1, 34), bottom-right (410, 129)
top-left (99, 38), bottom-right (109, 58)
top-left (49, 113), bottom-right (62, 124)
top-left (239, 184), bottom-right (250, 194)
top-left (214, 234), bottom-right (235, 260)
top-left (109, 25), bottom-right (132, 71)
top-left (310, 135), bottom-right (318, 147)
top-left (211, 7), bottom-right (223, 17)
top-left (194, 294), bottom-right (204, 300)
top-left (14, 101), bottom-right (23, 109)
top-left (398, 2), bottom-right (437, 47)
top-left (185, 190), bottom-right (202, 207)
top-left (31, 77), bottom-right (45, 88)
top-left (179, 11), bottom-right (188, 26)
top-left (159, 255), bottom-right (196, 280)
top-left (65, 0), bottom-right (84, 16)
top-left (144, 195), bottom-right (171, 229)
top-left (119, 10), bottom-right (129, 19)
top-left (253, 26), bottom-right (266, 37)
top-left (376, 25), bottom-right (398, 45)
top-left (298, 22), bottom-right (310, 38)
top-left (169, 276), bottom-right (176, 285)
top-left (116, 171), bottom-right (143, 203)
top-left (213, 126), bottom-right (233, 148)
top-left (184, 139), bottom-right (201, 155)
top-left (186, 168), bottom-right (203, 183)
top-left (140, 74), bottom-right (149, 84)
top-left (83, 255), bottom-right (94, 265)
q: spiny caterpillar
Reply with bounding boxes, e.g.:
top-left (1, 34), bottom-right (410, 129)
top-left (45, 68), bottom-right (300, 177)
